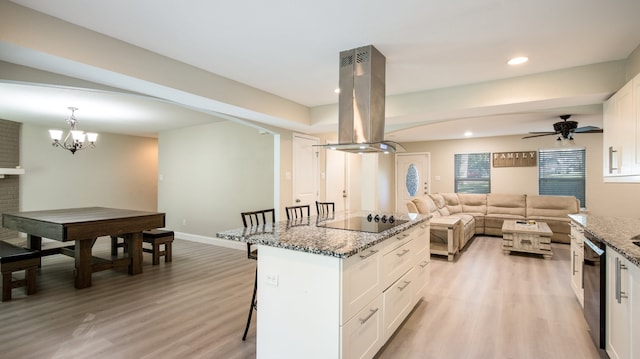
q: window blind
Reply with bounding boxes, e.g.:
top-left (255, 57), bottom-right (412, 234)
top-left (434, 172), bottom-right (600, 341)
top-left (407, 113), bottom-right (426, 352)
top-left (454, 153), bottom-right (491, 193)
top-left (538, 148), bottom-right (586, 207)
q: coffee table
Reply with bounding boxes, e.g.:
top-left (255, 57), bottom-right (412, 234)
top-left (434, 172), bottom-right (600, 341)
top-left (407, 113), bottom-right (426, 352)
top-left (502, 220), bottom-right (553, 259)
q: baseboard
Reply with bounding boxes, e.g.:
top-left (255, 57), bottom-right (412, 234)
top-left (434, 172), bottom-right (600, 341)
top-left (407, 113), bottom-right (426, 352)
top-left (174, 231), bottom-right (244, 251)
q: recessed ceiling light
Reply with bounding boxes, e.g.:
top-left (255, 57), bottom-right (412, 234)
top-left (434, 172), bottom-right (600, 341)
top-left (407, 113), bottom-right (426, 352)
top-left (334, 88), bottom-right (341, 94)
top-left (464, 131), bottom-right (473, 137)
top-left (508, 56), bottom-right (529, 65)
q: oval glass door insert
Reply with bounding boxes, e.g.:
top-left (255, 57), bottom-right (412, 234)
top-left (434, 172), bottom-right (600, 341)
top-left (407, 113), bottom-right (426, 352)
top-left (406, 164), bottom-right (419, 197)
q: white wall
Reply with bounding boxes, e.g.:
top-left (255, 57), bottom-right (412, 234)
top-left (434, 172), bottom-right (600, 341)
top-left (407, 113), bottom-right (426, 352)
top-left (20, 123), bottom-right (158, 212)
top-left (158, 121), bottom-right (275, 238)
top-left (402, 132), bottom-right (640, 218)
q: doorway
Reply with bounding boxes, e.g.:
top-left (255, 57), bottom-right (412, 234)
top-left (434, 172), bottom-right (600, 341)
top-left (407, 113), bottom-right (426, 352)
top-left (292, 133), bottom-right (319, 208)
top-left (396, 153), bottom-right (430, 213)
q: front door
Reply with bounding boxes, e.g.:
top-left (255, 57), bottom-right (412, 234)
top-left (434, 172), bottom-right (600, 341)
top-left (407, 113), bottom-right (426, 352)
top-left (396, 153), bottom-right (430, 213)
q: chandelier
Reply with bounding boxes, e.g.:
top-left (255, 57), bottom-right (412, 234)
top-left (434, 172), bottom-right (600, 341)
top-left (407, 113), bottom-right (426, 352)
top-left (49, 107), bottom-right (98, 154)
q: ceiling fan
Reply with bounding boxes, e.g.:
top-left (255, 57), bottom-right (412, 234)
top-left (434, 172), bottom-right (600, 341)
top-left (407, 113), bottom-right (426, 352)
top-left (522, 114), bottom-right (603, 139)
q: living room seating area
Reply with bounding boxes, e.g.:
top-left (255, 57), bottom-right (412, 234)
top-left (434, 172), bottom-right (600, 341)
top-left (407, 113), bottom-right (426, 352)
top-left (407, 193), bottom-right (580, 260)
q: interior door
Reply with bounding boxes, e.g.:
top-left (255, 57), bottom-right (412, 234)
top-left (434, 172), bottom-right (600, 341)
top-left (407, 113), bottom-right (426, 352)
top-left (293, 134), bottom-right (319, 207)
top-left (325, 149), bottom-right (349, 213)
top-left (396, 153), bottom-right (430, 213)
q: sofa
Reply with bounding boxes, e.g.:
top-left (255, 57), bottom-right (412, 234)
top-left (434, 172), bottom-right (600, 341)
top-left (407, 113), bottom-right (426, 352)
top-left (406, 193), bottom-right (580, 260)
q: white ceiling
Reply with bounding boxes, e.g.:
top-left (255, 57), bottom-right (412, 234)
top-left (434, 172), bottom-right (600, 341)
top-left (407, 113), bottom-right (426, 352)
top-left (2, 0), bottom-right (640, 141)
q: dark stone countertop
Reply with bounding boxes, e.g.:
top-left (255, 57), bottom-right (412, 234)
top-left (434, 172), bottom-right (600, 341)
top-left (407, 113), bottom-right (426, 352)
top-left (569, 214), bottom-right (640, 267)
top-left (216, 212), bottom-right (429, 258)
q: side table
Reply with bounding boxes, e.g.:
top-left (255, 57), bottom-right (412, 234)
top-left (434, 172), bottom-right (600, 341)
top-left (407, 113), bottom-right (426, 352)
top-left (430, 217), bottom-right (461, 261)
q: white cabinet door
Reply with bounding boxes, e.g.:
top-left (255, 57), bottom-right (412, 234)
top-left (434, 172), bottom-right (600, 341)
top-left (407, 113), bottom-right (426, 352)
top-left (604, 73), bottom-right (640, 181)
top-left (606, 250), bottom-right (631, 359)
top-left (634, 74), bottom-right (640, 173)
top-left (628, 264), bottom-right (640, 358)
top-left (341, 295), bottom-right (383, 359)
top-left (342, 245), bottom-right (382, 324)
top-left (413, 254), bottom-right (430, 302)
top-left (382, 267), bottom-right (416, 340)
top-left (381, 235), bottom-right (417, 290)
top-left (569, 221), bottom-right (584, 307)
top-left (629, 261), bottom-right (640, 359)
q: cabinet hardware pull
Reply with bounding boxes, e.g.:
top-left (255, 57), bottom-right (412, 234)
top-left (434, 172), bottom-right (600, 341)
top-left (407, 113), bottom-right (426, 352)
top-left (608, 146), bottom-right (618, 173)
top-left (396, 249), bottom-right (410, 257)
top-left (616, 257), bottom-right (620, 302)
top-left (359, 249), bottom-right (378, 259)
top-left (420, 261), bottom-right (429, 268)
top-left (397, 280), bottom-right (411, 290)
top-left (572, 252), bottom-right (577, 275)
top-left (620, 260), bottom-right (628, 300)
top-left (615, 257), bottom-right (628, 303)
top-left (359, 308), bottom-right (379, 324)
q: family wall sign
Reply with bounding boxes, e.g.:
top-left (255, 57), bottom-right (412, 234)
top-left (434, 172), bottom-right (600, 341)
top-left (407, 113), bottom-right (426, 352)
top-left (492, 151), bottom-right (537, 167)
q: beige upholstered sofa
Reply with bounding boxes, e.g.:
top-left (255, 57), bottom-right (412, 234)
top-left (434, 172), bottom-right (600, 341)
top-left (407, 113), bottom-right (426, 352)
top-left (406, 193), bottom-right (580, 260)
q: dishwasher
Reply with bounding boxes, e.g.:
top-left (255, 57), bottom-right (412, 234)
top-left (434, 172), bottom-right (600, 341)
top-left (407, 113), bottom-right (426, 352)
top-left (583, 231), bottom-right (606, 356)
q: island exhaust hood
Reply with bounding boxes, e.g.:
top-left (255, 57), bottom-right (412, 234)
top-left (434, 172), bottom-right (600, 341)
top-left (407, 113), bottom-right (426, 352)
top-left (320, 45), bottom-right (404, 154)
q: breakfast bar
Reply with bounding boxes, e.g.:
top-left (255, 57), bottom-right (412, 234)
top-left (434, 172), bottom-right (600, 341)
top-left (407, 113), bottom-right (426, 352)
top-left (217, 212), bottom-right (430, 359)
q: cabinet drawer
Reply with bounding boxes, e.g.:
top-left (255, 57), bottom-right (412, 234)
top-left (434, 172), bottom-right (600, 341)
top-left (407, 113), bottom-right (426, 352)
top-left (414, 255), bottom-right (430, 303)
top-left (412, 223), bottom-right (430, 260)
top-left (385, 226), bottom-right (415, 253)
top-left (341, 295), bottom-right (383, 359)
top-left (342, 244), bottom-right (382, 324)
top-left (382, 238), bottom-right (417, 290)
top-left (383, 267), bottom-right (415, 340)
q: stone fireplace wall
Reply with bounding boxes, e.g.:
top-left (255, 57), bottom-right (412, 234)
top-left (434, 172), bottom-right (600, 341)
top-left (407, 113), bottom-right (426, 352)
top-left (0, 119), bottom-right (21, 241)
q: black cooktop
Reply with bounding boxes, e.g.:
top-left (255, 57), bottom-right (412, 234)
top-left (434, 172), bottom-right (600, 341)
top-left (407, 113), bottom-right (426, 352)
top-left (317, 215), bottom-right (408, 234)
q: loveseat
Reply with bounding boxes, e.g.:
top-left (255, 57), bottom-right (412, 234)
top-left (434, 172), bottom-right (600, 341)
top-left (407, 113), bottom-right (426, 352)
top-left (406, 193), bottom-right (580, 260)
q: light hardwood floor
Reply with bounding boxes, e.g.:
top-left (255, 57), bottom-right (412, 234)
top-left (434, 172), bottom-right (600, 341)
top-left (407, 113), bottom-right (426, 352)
top-left (0, 236), bottom-right (600, 358)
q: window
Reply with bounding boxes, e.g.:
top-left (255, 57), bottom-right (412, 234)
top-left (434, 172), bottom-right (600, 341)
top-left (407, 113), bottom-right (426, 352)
top-left (538, 148), bottom-right (585, 207)
top-left (454, 153), bottom-right (491, 193)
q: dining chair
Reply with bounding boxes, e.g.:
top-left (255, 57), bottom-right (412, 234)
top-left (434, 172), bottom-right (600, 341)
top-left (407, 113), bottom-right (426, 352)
top-left (315, 201), bottom-right (335, 217)
top-left (285, 204), bottom-right (310, 220)
top-left (240, 208), bottom-right (275, 341)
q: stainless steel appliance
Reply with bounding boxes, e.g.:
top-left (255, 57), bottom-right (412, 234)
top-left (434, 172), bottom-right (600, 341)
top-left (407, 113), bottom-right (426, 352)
top-left (318, 45), bottom-right (405, 154)
top-left (317, 214), bottom-right (407, 233)
top-left (583, 231), bottom-right (607, 357)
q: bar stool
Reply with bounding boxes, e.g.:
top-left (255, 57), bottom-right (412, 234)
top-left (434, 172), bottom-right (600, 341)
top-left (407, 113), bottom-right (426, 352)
top-left (240, 208), bottom-right (275, 341)
top-left (315, 201), bottom-right (335, 217)
top-left (285, 204), bottom-right (310, 220)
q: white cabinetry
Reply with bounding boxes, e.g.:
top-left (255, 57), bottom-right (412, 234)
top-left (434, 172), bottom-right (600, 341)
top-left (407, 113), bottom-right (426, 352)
top-left (412, 222), bottom-right (431, 302)
top-left (569, 221), bottom-right (584, 307)
top-left (603, 73), bottom-right (640, 181)
top-left (605, 250), bottom-right (632, 359)
top-left (630, 261), bottom-right (640, 358)
top-left (256, 221), bottom-right (430, 359)
top-left (342, 295), bottom-right (383, 359)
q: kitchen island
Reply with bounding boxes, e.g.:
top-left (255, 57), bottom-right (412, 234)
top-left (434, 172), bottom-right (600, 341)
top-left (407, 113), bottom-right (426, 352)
top-left (568, 214), bottom-right (640, 359)
top-left (216, 212), bottom-right (430, 359)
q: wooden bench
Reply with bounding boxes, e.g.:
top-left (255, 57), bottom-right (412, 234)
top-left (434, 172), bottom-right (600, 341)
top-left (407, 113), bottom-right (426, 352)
top-left (111, 229), bottom-right (174, 265)
top-left (0, 241), bottom-right (41, 301)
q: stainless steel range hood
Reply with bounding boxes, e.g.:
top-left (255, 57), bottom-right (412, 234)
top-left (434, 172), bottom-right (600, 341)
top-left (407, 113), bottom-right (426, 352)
top-left (320, 45), bottom-right (404, 154)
